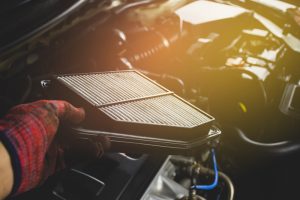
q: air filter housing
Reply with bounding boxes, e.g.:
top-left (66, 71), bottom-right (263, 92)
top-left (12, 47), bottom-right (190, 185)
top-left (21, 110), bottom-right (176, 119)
top-left (51, 70), bottom-right (219, 153)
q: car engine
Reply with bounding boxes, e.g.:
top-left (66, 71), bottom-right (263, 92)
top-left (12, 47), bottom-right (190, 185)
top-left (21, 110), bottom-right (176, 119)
top-left (1, 0), bottom-right (300, 199)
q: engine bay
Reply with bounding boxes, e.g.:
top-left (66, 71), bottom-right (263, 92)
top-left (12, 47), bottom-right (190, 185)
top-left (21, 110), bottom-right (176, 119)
top-left (1, 0), bottom-right (300, 199)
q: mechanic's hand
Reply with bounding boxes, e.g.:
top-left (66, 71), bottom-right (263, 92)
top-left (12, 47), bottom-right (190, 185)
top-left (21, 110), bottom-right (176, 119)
top-left (0, 100), bottom-right (87, 195)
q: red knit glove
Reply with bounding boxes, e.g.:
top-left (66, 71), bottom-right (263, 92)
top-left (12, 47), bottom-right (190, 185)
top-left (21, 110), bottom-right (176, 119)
top-left (0, 100), bottom-right (85, 195)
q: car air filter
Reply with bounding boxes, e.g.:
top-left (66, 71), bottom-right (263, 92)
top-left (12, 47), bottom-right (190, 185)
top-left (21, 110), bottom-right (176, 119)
top-left (51, 70), bottom-right (219, 154)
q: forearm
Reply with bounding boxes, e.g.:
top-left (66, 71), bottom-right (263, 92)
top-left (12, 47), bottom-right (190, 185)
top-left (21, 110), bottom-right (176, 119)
top-left (0, 142), bottom-right (13, 200)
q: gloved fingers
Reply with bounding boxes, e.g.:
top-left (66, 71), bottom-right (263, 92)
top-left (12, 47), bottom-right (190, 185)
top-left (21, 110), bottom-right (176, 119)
top-left (50, 100), bottom-right (85, 124)
top-left (91, 135), bottom-right (111, 158)
top-left (61, 135), bottom-right (111, 166)
top-left (5, 100), bottom-right (85, 125)
top-left (43, 141), bottom-right (66, 182)
top-left (95, 135), bottom-right (111, 151)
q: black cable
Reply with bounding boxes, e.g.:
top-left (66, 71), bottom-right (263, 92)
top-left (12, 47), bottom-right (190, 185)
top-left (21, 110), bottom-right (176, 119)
top-left (225, 126), bottom-right (300, 159)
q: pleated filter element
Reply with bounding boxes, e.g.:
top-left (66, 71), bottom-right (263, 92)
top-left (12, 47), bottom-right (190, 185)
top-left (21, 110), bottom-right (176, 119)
top-left (56, 70), bottom-right (214, 129)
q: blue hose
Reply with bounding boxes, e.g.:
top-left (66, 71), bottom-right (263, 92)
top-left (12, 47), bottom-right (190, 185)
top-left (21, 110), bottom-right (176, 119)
top-left (192, 149), bottom-right (219, 190)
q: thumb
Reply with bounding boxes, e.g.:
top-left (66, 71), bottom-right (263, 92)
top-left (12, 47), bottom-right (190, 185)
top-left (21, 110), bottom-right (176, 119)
top-left (51, 100), bottom-right (85, 124)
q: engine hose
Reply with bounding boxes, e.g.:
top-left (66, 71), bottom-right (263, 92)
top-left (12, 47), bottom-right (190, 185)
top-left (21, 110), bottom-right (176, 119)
top-left (199, 169), bottom-right (234, 200)
top-left (234, 127), bottom-right (300, 156)
top-left (219, 172), bottom-right (234, 200)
